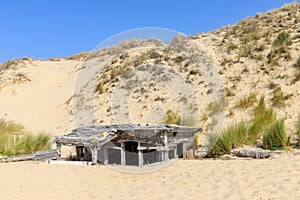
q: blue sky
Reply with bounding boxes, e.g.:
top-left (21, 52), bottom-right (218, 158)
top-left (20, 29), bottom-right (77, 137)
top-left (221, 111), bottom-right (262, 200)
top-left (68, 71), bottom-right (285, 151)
top-left (0, 0), bottom-right (297, 63)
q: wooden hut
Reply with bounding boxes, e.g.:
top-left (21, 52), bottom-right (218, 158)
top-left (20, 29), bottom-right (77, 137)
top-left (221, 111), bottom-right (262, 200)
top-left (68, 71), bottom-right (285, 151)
top-left (54, 124), bottom-right (201, 166)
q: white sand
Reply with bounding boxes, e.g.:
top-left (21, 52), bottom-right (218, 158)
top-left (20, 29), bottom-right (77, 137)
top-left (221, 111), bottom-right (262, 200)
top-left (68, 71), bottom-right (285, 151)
top-left (0, 154), bottom-right (300, 200)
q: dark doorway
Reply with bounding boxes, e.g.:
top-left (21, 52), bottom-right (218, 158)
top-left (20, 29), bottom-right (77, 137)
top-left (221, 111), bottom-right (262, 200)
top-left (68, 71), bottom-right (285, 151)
top-left (76, 146), bottom-right (84, 161)
top-left (177, 143), bottom-right (184, 158)
top-left (125, 141), bottom-right (139, 166)
top-left (107, 148), bottom-right (121, 165)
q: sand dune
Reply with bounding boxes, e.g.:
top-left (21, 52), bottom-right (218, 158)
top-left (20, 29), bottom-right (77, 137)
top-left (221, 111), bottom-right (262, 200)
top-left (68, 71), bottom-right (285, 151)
top-left (0, 3), bottom-right (300, 200)
top-left (0, 59), bottom-right (79, 135)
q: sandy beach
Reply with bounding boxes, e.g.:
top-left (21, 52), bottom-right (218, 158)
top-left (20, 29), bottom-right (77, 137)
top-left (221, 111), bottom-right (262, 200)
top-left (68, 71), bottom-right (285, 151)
top-left (1, 153), bottom-right (300, 200)
top-left (1, 3), bottom-right (300, 200)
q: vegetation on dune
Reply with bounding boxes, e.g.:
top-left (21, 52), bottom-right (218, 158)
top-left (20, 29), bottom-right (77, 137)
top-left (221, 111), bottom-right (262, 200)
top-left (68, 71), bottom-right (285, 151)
top-left (162, 110), bottom-right (196, 126)
top-left (207, 97), bottom-right (226, 116)
top-left (208, 96), bottom-right (289, 157)
top-left (291, 72), bottom-right (300, 84)
top-left (163, 110), bottom-right (181, 125)
top-left (208, 122), bottom-right (249, 156)
top-left (268, 31), bottom-right (292, 66)
top-left (0, 60), bottom-right (17, 72)
top-left (0, 119), bottom-right (51, 156)
top-left (297, 115), bottom-right (300, 148)
top-left (263, 119), bottom-right (287, 150)
top-left (271, 86), bottom-right (285, 107)
top-left (235, 92), bottom-right (257, 109)
top-left (295, 56), bottom-right (300, 69)
top-left (292, 56), bottom-right (300, 84)
top-left (248, 96), bottom-right (276, 139)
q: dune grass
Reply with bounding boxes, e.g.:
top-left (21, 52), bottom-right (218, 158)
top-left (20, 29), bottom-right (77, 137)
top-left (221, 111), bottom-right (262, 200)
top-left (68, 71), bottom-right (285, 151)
top-left (207, 97), bottom-right (226, 116)
top-left (262, 119), bottom-right (286, 150)
top-left (0, 119), bottom-right (51, 156)
top-left (162, 110), bottom-right (197, 126)
top-left (271, 86), bottom-right (286, 107)
top-left (163, 110), bottom-right (181, 125)
top-left (248, 96), bottom-right (276, 139)
top-left (297, 115), bottom-right (300, 148)
top-left (208, 96), bottom-right (284, 157)
top-left (208, 121), bottom-right (248, 156)
top-left (235, 92), bottom-right (257, 109)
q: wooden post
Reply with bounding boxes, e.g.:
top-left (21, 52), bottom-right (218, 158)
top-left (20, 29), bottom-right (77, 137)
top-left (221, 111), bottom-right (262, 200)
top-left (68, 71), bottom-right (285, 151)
top-left (83, 147), bottom-right (88, 161)
top-left (104, 149), bottom-right (108, 164)
top-left (163, 132), bottom-right (169, 161)
top-left (56, 143), bottom-right (61, 159)
top-left (163, 132), bottom-right (168, 146)
top-left (91, 147), bottom-right (98, 164)
top-left (121, 142), bottom-right (125, 165)
top-left (183, 143), bottom-right (187, 159)
top-left (138, 142), bottom-right (143, 167)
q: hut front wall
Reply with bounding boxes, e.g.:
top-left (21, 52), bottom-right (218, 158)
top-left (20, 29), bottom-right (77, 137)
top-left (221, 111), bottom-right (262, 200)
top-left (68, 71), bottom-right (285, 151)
top-left (97, 142), bottom-right (121, 164)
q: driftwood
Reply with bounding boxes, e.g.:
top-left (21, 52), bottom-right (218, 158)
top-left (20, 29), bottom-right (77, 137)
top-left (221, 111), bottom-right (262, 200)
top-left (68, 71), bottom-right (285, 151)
top-left (0, 149), bottom-right (59, 163)
top-left (231, 149), bottom-right (270, 159)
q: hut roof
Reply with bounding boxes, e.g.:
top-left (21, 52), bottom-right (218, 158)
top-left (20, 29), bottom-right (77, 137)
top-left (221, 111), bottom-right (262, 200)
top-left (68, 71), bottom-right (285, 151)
top-left (53, 124), bottom-right (201, 146)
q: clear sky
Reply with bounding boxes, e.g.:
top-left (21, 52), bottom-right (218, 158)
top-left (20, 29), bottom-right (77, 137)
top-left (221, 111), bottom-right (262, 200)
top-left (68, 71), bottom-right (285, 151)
top-left (0, 0), bottom-right (297, 63)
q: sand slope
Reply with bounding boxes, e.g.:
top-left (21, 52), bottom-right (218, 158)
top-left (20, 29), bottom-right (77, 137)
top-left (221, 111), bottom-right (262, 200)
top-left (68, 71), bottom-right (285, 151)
top-left (0, 59), bottom-right (79, 135)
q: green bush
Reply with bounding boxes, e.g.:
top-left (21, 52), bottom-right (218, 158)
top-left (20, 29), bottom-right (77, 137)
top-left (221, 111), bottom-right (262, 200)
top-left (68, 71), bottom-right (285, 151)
top-left (263, 119), bottom-right (286, 150)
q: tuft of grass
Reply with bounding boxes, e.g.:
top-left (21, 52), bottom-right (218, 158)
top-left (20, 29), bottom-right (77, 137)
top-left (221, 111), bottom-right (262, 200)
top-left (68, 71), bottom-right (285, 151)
top-left (208, 97), bottom-right (290, 157)
top-left (0, 119), bottom-right (51, 156)
top-left (295, 56), bottom-right (300, 69)
top-left (200, 113), bottom-right (208, 123)
top-left (249, 96), bottom-right (276, 138)
top-left (291, 72), bottom-right (300, 84)
top-left (271, 86), bottom-right (288, 107)
top-left (273, 31), bottom-right (291, 47)
top-left (207, 97), bottom-right (225, 116)
top-left (208, 122), bottom-right (248, 157)
top-left (162, 110), bottom-right (181, 125)
top-left (0, 119), bottom-right (24, 135)
top-left (297, 115), bottom-right (300, 148)
top-left (263, 119), bottom-right (286, 150)
top-left (267, 32), bottom-right (292, 66)
top-left (207, 117), bottom-right (218, 129)
top-left (181, 115), bottom-right (197, 127)
top-left (162, 110), bottom-right (196, 126)
top-left (235, 92), bottom-right (257, 109)
top-left (225, 88), bottom-right (235, 97)
top-left (0, 60), bottom-right (18, 72)
top-left (96, 80), bottom-right (104, 94)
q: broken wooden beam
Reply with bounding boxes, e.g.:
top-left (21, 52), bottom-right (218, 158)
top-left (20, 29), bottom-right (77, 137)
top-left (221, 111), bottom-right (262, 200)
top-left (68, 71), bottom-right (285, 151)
top-left (231, 149), bottom-right (270, 159)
